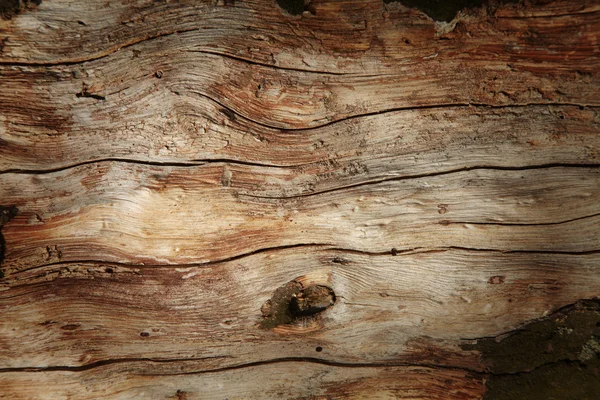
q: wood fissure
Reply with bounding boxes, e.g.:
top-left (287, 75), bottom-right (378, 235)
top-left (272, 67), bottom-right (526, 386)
top-left (0, 357), bottom-right (484, 375)
top-left (239, 163), bottom-right (600, 199)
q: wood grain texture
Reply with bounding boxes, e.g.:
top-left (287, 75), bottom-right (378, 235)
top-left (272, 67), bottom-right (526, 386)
top-left (1, 164), bottom-right (600, 273)
top-left (1, 102), bottom-right (598, 173)
top-left (1, 0), bottom-right (599, 398)
top-left (0, 362), bottom-right (485, 400)
top-left (2, 249), bottom-right (600, 369)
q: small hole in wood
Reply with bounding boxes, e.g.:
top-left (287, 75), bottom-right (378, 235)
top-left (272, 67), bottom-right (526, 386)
top-left (60, 324), bottom-right (80, 331)
top-left (315, 346), bottom-right (323, 352)
top-left (140, 332), bottom-right (150, 337)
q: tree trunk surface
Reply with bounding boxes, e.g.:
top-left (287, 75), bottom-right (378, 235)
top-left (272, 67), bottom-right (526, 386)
top-left (1, 0), bottom-right (599, 399)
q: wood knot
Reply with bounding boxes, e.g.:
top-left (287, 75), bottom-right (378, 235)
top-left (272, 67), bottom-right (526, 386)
top-left (260, 280), bottom-right (335, 329)
top-left (290, 285), bottom-right (335, 316)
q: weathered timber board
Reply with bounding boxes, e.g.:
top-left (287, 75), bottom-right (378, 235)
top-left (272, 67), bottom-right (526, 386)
top-left (1, 0), bottom-right (599, 398)
top-left (2, 164), bottom-right (600, 272)
top-left (0, 363), bottom-right (486, 400)
top-left (2, 249), bottom-right (600, 368)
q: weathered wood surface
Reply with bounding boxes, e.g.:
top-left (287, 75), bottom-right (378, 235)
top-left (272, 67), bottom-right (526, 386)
top-left (2, 165), bottom-right (600, 273)
top-left (0, 363), bottom-right (486, 400)
top-left (3, 249), bottom-right (600, 367)
top-left (1, 0), bottom-right (599, 398)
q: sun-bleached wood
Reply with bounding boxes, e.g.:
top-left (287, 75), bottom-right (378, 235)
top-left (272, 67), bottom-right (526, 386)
top-left (0, 362), bottom-right (486, 400)
top-left (2, 249), bottom-right (600, 372)
top-left (1, 104), bottom-right (598, 175)
top-left (1, 164), bottom-right (599, 273)
top-left (1, 0), bottom-right (599, 398)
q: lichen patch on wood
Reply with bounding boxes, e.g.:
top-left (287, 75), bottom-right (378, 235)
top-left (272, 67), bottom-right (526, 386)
top-left (462, 299), bottom-right (600, 399)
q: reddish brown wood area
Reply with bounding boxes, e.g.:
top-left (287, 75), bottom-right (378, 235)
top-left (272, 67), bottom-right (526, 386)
top-left (0, 0), bottom-right (599, 398)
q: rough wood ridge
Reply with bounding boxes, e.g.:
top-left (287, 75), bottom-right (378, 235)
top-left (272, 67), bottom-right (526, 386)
top-left (0, 0), bottom-right (599, 398)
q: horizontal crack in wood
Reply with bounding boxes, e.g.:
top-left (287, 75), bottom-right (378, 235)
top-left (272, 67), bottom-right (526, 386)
top-left (239, 163), bottom-right (600, 199)
top-left (0, 158), bottom-right (308, 176)
top-left (0, 356), bottom-right (484, 375)
top-left (5, 245), bottom-right (600, 283)
top-left (1, 243), bottom-right (334, 280)
top-left (441, 211), bottom-right (600, 227)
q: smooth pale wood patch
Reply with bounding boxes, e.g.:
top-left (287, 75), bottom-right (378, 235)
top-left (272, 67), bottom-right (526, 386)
top-left (1, 164), bottom-right (599, 272)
